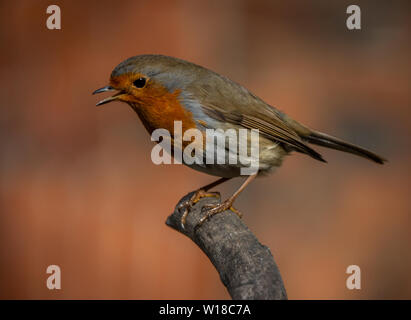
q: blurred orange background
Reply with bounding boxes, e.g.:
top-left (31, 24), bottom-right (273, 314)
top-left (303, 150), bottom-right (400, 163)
top-left (0, 0), bottom-right (410, 299)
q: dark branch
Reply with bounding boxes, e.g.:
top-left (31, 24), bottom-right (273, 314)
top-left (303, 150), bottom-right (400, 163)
top-left (166, 192), bottom-right (287, 300)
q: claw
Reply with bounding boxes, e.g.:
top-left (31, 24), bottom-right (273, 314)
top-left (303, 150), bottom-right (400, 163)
top-left (230, 206), bottom-right (242, 219)
top-left (195, 200), bottom-right (241, 231)
top-left (179, 190), bottom-right (220, 229)
top-left (180, 207), bottom-right (190, 230)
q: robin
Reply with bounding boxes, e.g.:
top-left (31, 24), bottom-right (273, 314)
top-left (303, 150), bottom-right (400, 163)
top-left (93, 54), bottom-right (386, 228)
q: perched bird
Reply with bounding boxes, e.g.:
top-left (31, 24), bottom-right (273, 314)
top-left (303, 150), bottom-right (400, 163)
top-left (93, 54), bottom-right (385, 228)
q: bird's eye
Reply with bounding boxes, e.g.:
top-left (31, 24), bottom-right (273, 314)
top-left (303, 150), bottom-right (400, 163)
top-left (133, 77), bottom-right (146, 88)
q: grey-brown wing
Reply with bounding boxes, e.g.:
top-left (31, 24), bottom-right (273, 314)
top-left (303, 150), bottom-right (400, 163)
top-left (191, 74), bottom-right (325, 162)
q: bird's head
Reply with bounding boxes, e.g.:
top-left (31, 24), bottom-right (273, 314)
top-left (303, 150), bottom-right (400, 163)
top-left (93, 54), bottom-right (201, 107)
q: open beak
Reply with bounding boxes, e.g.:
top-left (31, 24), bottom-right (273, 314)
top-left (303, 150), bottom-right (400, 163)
top-left (92, 86), bottom-right (123, 106)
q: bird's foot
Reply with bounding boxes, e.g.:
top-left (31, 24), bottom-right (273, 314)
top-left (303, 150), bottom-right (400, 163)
top-left (178, 189), bottom-right (220, 229)
top-left (195, 198), bottom-right (242, 231)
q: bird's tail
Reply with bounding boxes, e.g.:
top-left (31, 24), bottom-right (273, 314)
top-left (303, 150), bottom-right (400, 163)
top-left (303, 130), bottom-right (386, 164)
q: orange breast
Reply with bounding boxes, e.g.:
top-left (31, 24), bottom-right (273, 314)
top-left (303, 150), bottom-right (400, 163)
top-left (109, 74), bottom-right (202, 148)
top-left (131, 88), bottom-right (197, 138)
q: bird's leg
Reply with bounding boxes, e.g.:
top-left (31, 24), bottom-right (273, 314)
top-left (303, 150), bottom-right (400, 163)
top-left (196, 174), bottom-right (258, 230)
top-left (179, 177), bottom-right (230, 229)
